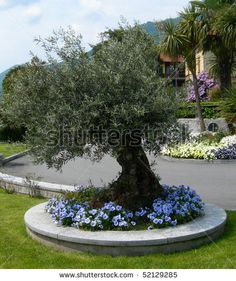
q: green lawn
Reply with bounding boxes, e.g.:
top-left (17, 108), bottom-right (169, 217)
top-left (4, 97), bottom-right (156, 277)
top-left (0, 188), bottom-right (235, 269)
top-left (0, 143), bottom-right (27, 158)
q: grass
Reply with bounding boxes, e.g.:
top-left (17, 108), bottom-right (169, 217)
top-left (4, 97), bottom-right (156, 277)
top-left (0, 142), bottom-right (27, 158)
top-left (0, 188), bottom-right (235, 269)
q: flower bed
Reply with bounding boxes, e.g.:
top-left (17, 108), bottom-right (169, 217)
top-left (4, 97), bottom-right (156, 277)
top-left (161, 135), bottom-right (236, 160)
top-left (45, 185), bottom-right (204, 231)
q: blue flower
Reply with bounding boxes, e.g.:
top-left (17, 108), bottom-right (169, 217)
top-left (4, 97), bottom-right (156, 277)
top-left (102, 214), bottom-right (109, 220)
top-left (171, 220), bottom-right (177, 226)
top-left (165, 216), bottom-right (171, 222)
top-left (116, 205), bottom-right (122, 211)
top-left (46, 184), bottom-right (204, 231)
top-left (153, 218), bottom-right (163, 225)
top-left (89, 209), bottom-right (97, 216)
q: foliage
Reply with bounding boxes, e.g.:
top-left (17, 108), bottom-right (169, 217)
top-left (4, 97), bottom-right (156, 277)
top-left (186, 71), bottom-right (218, 102)
top-left (0, 67), bottom-right (28, 146)
top-left (208, 85), bottom-right (222, 101)
top-left (0, 126), bottom-right (25, 142)
top-left (192, 0), bottom-right (236, 91)
top-left (176, 101), bottom-right (221, 119)
top-left (1, 25), bottom-right (180, 209)
top-left (0, 65), bottom-right (28, 138)
top-left (196, 131), bottom-right (227, 144)
top-left (45, 185), bottom-right (204, 231)
top-left (2, 26), bottom-right (178, 169)
top-left (64, 186), bottom-right (102, 203)
top-left (161, 134), bottom-right (236, 160)
top-left (219, 88), bottom-right (236, 123)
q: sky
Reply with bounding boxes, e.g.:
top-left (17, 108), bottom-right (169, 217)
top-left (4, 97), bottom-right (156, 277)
top-left (0, 0), bottom-right (190, 72)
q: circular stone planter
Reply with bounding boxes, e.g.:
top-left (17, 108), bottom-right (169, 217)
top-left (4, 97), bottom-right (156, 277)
top-left (160, 155), bottom-right (236, 164)
top-left (24, 203), bottom-right (226, 256)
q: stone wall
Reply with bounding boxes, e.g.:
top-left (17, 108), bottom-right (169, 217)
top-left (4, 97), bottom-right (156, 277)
top-left (178, 118), bottom-right (229, 135)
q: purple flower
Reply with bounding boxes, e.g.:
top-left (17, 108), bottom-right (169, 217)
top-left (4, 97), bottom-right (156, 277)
top-left (186, 71), bottom-right (217, 102)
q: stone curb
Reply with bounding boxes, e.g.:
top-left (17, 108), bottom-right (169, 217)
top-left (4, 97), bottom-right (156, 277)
top-left (1, 150), bottom-right (29, 165)
top-left (24, 203), bottom-right (226, 256)
top-left (0, 171), bottom-right (75, 198)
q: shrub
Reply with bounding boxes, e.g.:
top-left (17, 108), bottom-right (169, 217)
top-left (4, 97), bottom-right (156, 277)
top-left (0, 126), bottom-right (25, 142)
top-left (213, 145), bottom-right (236, 159)
top-left (161, 134), bottom-right (236, 160)
top-left (64, 186), bottom-right (102, 203)
top-left (176, 102), bottom-right (221, 119)
top-left (45, 185), bottom-right (204, 231)
top-left (162, 142), bottom-right (217, 160)
top-left (219, 88), bottom-right (236, 123)
top-left (208, 86), bottom-right (222, 101)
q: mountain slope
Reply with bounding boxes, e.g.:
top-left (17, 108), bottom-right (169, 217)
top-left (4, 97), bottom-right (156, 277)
top-left (142, 17), bottom-right (181, 43)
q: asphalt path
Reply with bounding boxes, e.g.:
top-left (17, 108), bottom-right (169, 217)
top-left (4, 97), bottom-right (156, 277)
top-left (1, 154), bottom-right (236, 210)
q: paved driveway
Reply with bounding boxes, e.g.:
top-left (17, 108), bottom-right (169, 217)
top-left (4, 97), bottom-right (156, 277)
top-left (1, 155), bottom-right (236, 210)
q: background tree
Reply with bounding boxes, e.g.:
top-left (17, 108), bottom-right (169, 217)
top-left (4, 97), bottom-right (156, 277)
top-left (2, 25), bottom-right (178, 210)
top-left (0, 65), bottom-right (28, 141)
top-left (192, 0), bottom-right (236, 91)
top-left (158, 5), bottom-right (206, 132)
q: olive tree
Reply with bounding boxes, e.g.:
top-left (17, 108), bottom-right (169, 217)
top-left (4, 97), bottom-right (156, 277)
top-left (2, 25), bottom-right (178, 209)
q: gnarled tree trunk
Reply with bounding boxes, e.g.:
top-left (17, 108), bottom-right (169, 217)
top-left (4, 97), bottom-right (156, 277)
top-left (109, 145), bottom-right (163, 210)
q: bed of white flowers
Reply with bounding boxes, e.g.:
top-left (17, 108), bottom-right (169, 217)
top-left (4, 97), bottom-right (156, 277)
top-left (161, 135), bottom-right (236, 160)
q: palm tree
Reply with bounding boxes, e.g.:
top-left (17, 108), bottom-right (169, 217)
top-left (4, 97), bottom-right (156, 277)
top-left (158, 5), bottom-right (206, 132)
top-left (191, 0), bottom-right (236, 91)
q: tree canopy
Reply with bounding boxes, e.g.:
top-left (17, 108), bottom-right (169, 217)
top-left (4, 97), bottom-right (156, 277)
top-left (2, 24), bottom-right (179, 209)
top-left (191, 0), bottom-right (236, 91)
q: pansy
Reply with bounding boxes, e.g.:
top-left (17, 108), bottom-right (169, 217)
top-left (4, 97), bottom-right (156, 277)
top-left (45, 185), bottom-right (204, 231)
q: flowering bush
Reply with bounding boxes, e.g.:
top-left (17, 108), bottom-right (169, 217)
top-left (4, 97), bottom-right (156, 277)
top-left (213, 145), bottom-right (236, 159)
top-left (45, 185), bottom-right (204, 231)
top-left (213, 135), bottom-right (236, 159)
top-left (187, 71), bottom-right (217, 102)
top-left (161, 134), bottom-right (236, 160)
top-left (161, 142), bottom-right (217, 160)
top-left (219, 135), bottom-right (236, 146)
